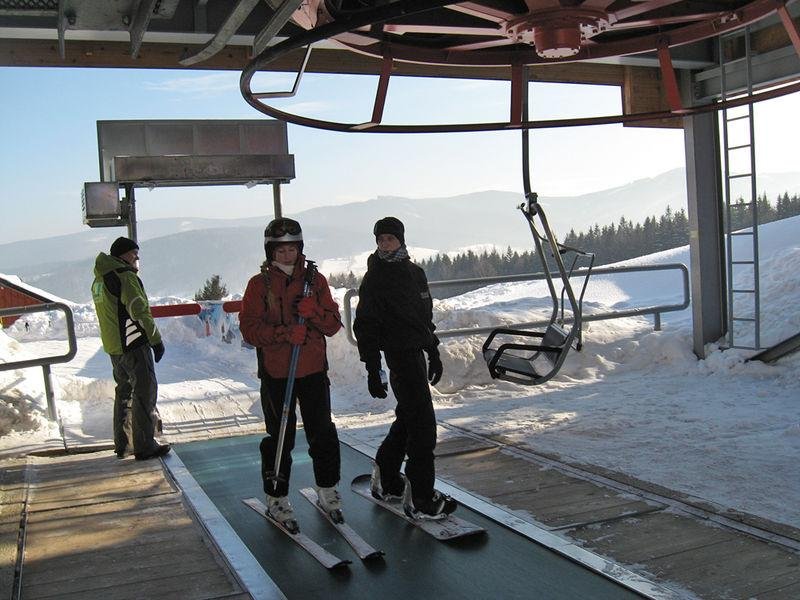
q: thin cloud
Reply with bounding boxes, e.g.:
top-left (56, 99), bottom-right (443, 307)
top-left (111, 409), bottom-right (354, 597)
top-left (281, 100), bottom-right (330, 115)
top-left (143, 72), bottom-right (240, 95)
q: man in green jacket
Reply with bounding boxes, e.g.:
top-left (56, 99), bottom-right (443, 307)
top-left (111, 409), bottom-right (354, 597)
top-left (92, 237), bottom-right (170, 461)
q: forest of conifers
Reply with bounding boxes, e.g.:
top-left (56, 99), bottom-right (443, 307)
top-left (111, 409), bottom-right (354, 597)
top-left (328, 192), bottom-right (800, 294)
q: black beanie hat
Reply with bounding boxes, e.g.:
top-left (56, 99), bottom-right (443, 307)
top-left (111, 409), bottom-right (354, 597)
top-left (373, 216), bottom-right (405, 245)
top-left (110, 236), bottom-right (139, 257)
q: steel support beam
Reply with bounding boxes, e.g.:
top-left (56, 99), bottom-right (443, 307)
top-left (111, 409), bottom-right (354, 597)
top-left (682, 82), bottom-right (727, 358)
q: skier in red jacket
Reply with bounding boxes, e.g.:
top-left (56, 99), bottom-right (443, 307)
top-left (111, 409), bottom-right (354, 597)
top-left (240, 218), bottom-right (343, 532)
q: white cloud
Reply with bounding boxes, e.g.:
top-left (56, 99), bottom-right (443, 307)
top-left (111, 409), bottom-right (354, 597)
top-left (282, 100), bottom-right (331, 116)
top-left (143, 73), bottom-right (240, 95)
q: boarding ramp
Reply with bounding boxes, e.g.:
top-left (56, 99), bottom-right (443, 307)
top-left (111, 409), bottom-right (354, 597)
top-left (748, 332), bottom-right (800, 364)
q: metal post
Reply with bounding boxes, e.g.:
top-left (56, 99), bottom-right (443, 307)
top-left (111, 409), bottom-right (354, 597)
top-left (682, 71), bottom-right (727, 358)
top-left (42, 364), bottom-right (57, 421)
top-left (125, 184), bottom-right (138, 242)
top-left (272, 181), bottom-right (282, 218)
top-left (683, 110), bottom-right (727, 358)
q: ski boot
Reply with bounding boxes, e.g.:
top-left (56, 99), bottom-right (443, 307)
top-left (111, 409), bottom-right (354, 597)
top-left (369, 463), bottom-right (404, 502)
top-left (403, 480), bottom-right (457, 521)
top-left (316, 486), bottom-right (344, 523)
top-left (267, 495), bottom-right (299, 533)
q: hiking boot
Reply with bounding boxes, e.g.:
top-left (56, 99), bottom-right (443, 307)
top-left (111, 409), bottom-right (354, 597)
top-left (267, 495), bottom-right (298, 533)
top-left (404, 490), bottom-right (458, 521)
top-left (369, 463), bottom-right (404, 502)
top-left (316, 486), bottom-right (344, 523)
top-left (134, 444), bottom-right (171, 461)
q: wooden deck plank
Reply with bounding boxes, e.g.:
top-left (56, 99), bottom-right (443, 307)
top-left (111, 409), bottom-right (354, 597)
top-left (0, 513), bottom-right (21, 596)
top-left (8, 451), bottom-right (249, 600)
top-left (435, 436), bottom-right (495, 457)
top-left (435, 441), bottom-right (800, 598)
top-left (23, 548), bottom-right (229, 598)
top-left (28, 465), bottom-right (167, 493)
top-left (496, 490), bottom-right (660, 528)
top-left (22, 534), bottom-right (216, 580)
top-left (24, 507), bottom-right (202, 563)
top-left (27, 455), bottom-right (160, 478)
top-left (23, 506), bottom-right (195, 560)
top-left (24, 568), bottom-right (239, 600)
top-left (26, 493), bottom-right (181, 521)
top-left (0, 458), bottom-right (27, 596)
top-left (438, 445), bottom-right (664, 528)
top-left (647, 536), bottom-right (800, 598)
top-left (437, 448), bottom-right (572, 493)
top-left (28, 461), bottom-right (174, 511)
top-left (570, 512), bottom-right (737, 562)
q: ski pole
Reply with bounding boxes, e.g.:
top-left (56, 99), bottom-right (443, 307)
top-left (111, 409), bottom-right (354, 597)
top-left (269, 260), bottom-right (317, 494)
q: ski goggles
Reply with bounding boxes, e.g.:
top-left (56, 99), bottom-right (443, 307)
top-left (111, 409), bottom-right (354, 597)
top-left (265, 218), bottom-right (302, 243)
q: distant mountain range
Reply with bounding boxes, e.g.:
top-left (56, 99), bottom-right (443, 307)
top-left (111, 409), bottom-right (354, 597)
top-left (2, 167), bottom-right (798, 302)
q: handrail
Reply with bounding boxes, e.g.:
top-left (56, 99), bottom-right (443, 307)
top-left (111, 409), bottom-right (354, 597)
top-left (0, 302), bottom-right (77, 423)
top-left (342, 263), bottom-right (689, 346)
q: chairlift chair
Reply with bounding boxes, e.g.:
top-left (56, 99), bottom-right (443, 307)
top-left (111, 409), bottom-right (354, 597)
top-left (483, 76), bottom-right (595, 385)
top-left (482, 194), bottom-right (595, 385)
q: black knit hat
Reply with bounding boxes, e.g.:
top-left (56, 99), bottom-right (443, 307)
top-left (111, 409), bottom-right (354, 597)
top-left (110, 236), bottom-right (139, 257)
top-left (373, 216), bottom-right (405, 245)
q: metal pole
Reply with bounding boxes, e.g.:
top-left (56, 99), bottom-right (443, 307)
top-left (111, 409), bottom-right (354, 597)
top-left (273, 182), bottom-right (282, 218)
top-left (42, 364), bottom-right (68, 452)
top-left (125, 185), bottom-right (138, 242)
top-left (42, 364), bottom-right (57, 421)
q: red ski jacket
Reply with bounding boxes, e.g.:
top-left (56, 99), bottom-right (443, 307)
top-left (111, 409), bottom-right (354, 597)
top-left (240, 257), bottom-right (342, 379)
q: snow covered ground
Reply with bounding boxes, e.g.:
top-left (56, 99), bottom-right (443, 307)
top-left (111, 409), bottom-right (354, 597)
top-left (1, 216), bottom-right (798, 531)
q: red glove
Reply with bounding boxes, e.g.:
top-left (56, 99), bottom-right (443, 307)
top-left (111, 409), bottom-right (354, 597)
top-left (297, 296), bottom-right (322, 320)
top-left (288, 324), bottom-right (307, 346)
top-left (272, 325), bottom-right (288, 343)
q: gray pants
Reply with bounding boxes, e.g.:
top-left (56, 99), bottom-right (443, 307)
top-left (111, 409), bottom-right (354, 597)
top-left (110, 345), bottom-right (161, 455)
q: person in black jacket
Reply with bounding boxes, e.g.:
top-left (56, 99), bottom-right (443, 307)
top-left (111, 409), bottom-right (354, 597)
top-left (353, 217), bottom-right (457, 520)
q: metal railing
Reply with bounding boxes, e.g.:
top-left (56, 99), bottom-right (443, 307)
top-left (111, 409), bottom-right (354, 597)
top-left (0, 303), bottom-right (77, 422)
top-left (342, 263), bottom-right (689, 345)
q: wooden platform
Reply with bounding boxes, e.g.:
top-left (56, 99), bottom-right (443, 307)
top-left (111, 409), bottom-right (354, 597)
top-left (433, 435), bottom-right (800, 599)
top-left (0, 452), bottom-right (250, 600)
top-left (1, 436), bottom-right (798, 599)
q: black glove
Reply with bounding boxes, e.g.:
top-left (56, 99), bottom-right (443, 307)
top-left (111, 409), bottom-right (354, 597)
top-left (367, 370), bottom-right (387, 399)
top-left (426, 346), bottom-right (443, 386)
top-left (152, 342), bottom-right (165, 363)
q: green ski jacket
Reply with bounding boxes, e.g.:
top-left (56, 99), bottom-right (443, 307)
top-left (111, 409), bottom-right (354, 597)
top-left (91, 252), bottom-right (161, 355)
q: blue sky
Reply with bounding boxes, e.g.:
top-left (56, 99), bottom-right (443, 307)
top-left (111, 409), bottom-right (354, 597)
top-left (0, 67), bottom-right (797, 244)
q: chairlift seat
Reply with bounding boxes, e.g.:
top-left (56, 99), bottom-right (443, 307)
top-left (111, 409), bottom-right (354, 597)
top-left (482, 323), bottom-right (571, 385)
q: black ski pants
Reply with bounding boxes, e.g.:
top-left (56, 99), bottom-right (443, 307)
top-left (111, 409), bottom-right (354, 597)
top-left (259, 370), bottom-right (340, 497)
top-left (110, 345), bottom-right (161, 456)
top-left (377, 349), bottom-right (437, 506)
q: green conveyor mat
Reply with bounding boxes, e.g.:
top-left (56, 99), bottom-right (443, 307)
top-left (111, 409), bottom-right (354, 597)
top-left (175, 434), bottom-right (642, 600)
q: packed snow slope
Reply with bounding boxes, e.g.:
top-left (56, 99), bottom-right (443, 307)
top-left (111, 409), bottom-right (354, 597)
top-left (1, 216), bottom-right (798, 530)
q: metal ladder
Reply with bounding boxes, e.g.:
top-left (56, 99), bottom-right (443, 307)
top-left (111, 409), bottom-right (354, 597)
top-left (719, 26), bottom-right (761, 350)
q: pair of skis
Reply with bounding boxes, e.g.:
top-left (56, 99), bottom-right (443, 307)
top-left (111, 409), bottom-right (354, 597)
top-left (243, 487), bottom-right (383, 570)
top-left (244, 475), bottom-right (486, 570)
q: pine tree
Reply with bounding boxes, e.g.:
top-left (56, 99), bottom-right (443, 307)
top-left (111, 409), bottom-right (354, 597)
top-left (194, 275), bottom-right (228, 301)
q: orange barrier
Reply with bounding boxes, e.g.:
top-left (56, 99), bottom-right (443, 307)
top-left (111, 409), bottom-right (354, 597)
top-left (151, 301), bottom-right (242, 319)
top-left (223, 301), bottom-right (242, 313)
top-left (151, 303), bottom-right (202, 318)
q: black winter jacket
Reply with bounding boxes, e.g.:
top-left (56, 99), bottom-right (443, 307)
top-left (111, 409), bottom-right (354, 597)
top-left (353, 252), bottom-right (439, 371)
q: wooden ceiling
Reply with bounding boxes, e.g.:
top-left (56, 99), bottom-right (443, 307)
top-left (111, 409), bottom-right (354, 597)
top-left (1, 1), bottom-right (798, 130)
